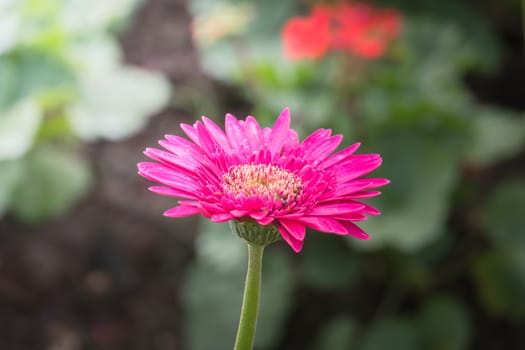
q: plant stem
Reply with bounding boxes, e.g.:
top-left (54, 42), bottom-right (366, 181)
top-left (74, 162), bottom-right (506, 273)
top-left (233, 243), bottom-right (265, 350)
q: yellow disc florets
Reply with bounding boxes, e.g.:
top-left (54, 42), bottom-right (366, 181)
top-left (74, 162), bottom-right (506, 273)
top-left (222, 164), bottom-right (303, 204)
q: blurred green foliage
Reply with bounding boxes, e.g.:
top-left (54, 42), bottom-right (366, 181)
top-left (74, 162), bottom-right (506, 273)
top-left (0, 0), bottom-right (171, 222)
top-left (310, 316), bottom-right (358, 350)
top-left (473, 180), bottom-right (525, 320)
top-left (187, 0), bottom-right (525, 348)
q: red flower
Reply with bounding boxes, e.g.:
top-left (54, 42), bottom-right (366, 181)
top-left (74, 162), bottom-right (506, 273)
top-left (332, 4), bottom-right (402, 59)
top-left (282, 8), bottom-right (331, 60)
top-left (282, 2), bottom-right (403, 60)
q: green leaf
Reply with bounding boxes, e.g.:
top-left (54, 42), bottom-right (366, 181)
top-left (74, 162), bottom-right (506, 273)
top-left (352, 129), bottom-right (458, 252)
top-left (417, 295), bottom-right (472, 350)
top-left (15, 50), bottom-right (76, 103)
top-left (10, 145), bottom-right (93, 223)
top-left (0, 58), bottom-right (21, 111)
top-left (0, 159), bottom-right (23, 216)
top-left (466, 109), bottom-right (525, 166)
top-left (16, 0), bottom-right (62, 41)
top-left (310, 316), bottom-right (358, 350)
top-left (67, 35), bottom-right (122, 70)
top-left (0, 10), bottom-right (19, 54)
top-left (68, 65), bottom-right (171, 140)
top-left (484, 180), bottom-right (525, 249)
top-left (61, 0), bottom-right (140, 33)
top-left (193, 39), bottom-right (241, 82)
top-left (397, 13), bottom-right (500, 74)
top-left (247, 0), bottom-right (299, 39)
top-left (472, 248), bottom-right (525, 321)
top-left (301, 235), bottom-right (360, 290)
top-left (0, 50), bottom-right (75, 112)
top-left (0, 99), bottom-right (42, 160)
top-left (359, 318), bottom-right (419, 350)
top-left (183, 220), bottom-right (294, 350)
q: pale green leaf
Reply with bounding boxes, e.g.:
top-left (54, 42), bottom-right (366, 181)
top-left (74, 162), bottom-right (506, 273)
top-left (418, 295), bottom-right (472, 350)
top-left (352, 130), bottom-right (458, 252)
top-left (466, 109), bottom-right (525, 166)
top-left (61, 0), bottom-right (140, 33)
top-left (0, 12), bottom-right (19, 54)
top-left (0, 99), bottom-right (42, 160)
top-left (310, 316), bottom-right (358, 350)
top-left (67, 35), bottom-right (122, 70)
top-left (0, 159), bottom-right (22, 215)
top-left (0, 58), bottom-right (18, 111)
top-left (68, 65), bottom-right (171, 140)
top-left (0, 50), bottom-right (75, 110)
top-left (359, 318), bottom-right (419, 350)
top-left (301, 235), bottom-right (360, 290)
top-left (484, 180), bottom-right (525, 249)
top-left (472, 248), bottom-right (525, 321)
top-left (10, 145), bottom-right (93, 223)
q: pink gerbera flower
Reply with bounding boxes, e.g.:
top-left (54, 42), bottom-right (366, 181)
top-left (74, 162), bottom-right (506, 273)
top-left (138, 108), bottom-right (388, 252)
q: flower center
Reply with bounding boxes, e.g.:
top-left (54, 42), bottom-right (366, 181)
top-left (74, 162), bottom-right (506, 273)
top-left (222, 164), bottom-right (304, 204)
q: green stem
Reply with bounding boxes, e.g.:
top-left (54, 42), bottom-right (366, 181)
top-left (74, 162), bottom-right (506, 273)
top-left (234, 243), bottom-right (265, 350)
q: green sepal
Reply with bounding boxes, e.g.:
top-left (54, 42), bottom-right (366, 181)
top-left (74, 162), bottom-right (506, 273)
top-left (230, 220), bottom-right (281, 247)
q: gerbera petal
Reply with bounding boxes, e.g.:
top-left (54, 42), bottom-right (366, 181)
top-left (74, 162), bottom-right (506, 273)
top-left (211, 213), bottom-right (235, 222)
top-left (332, 213), bottom-right (368, 221)
top-left (295, 216), bottom-right (349, 234)
top-left (360, 203), bottom-right (381, 215)
top-left (244, 116), bottom-right (263, 150)
top-left (148, 186), bottom-right (199, 199)
top-left (138, 163), bottom-right (202, 194)
top-left (180, 123), bottom-right (200, 146)
top-left (231, 209), bottom-right (250, 217)
top-left (336, 158), bottom-right (383, 183)
top-left (336, 153), bottom-right (381, 169)
top-left (144, 147), bottom-right (198, 175)
top-left (195, 121), bottom-right (218, 154)
top-left (307, 202), bottom-right (366, 216)
top-left (283, 129), bottom-right (300, 151)
top-left (225, 113), bottom-right (247, 153)
top-left (345, 190), bottom-right (382, 199)
top-left (278, 222), bottom-right (305, 252)
top-left (322, 142), bottom-right (361, 169)
top-left (331, 178), bottom-right (390, 197)
top-left (310, 135), bottom-right (343, 159)
top-left (202, 116), bottom-right (231, 152)
top-left (158, 137), bottom-right (224, 180)
top-left (297, 216), bottom-right (369, 239)
top-left (337, 221), bottom-right (370, 239)
top-left (301, 129), bottom-right (343, 159)
top-left (279, 219), bottom-right (306, 240)
top-left (249, 211), bottom-right (268, 220)
top-left (255, 216), bottom-right (274, 225)
top-left (164, 205), bottom-right (201, 217)
top-left (301, 128), bottom-right (330, 149)
top-left (159, 137), bottom-right (203, 161)
top-left (268, 108), bottom-right (291, 156)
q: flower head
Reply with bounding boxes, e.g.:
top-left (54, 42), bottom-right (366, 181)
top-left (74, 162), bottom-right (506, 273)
top-left (281, 8), bottom-right (331, 60)
top-left (138, 108), bottom-right (389, 252)
top-left (281, 2), bottom-right (403, 61)
top-left (329, 3), bottom-right (403, 59)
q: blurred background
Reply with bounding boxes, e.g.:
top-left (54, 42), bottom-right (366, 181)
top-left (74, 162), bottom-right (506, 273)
top-left (0, 0), bottom-right (524, 349)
